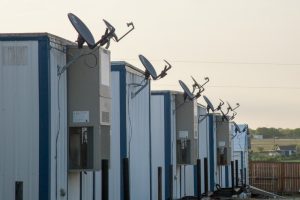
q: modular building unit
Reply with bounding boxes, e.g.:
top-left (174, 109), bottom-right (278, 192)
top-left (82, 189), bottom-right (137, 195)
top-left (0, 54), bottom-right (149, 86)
top-left (150, 91), bottom-right (199, 200)
top-left (219, 123), bottom-right (250, 188)
top-left (110, 62), bottom-right (151, 200)
top-left (0, 33), bottom-right (72, 200)
top-left (207, 114), bottom-right (233, 190)
top-left (196, 105), bottom-right (212, 194)
top-left (67, 46), bottom-right (111, 200)
top-left (231, 124), bottom-right (250, 185)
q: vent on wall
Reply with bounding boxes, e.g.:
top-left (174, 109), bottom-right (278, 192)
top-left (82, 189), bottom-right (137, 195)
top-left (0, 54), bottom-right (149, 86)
top-left (101, 111), bottom-right (110, 124)
top-left (2, 46), bottom-right (28, 66)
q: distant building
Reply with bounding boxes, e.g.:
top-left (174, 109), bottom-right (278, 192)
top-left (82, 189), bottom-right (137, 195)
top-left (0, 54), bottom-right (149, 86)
top-left (275, 145), bottom-right (297, 156)
top-left (253, 135), bottom-right (263, 140)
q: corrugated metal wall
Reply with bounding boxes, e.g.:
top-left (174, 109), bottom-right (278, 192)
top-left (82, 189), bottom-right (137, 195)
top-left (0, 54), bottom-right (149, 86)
top-left (125, 71), bottom-right (151, 200)
top-left (150, 92), bottom-right (195, 199)
top-left (170, 94), bottom-right (178, 199)
top-left (182, 165), bottom-right (195, 196)
top-left (150, 94), bottom-right (166, 200)
top-left (232, 151), bottom-right (249, 185)
top-left (68, 173), bottom-right (80, 200)
top-left (110, 71), bottom-right (121, 200)
top-left (0, 41), bottom-right (39, 200)
top-left (208, 115), bottom-right (218, 192)
top-left (110, 65), bottom-right (151, 200)
top-left (197, 106), bottom-right (210, 192)
top-left (232, 128), bottom-right (248, 151)
top-left (49, 38), bottom-right (68, 200)
top-left (81, 173), bottom-right (94, 200)
top-left (232, 126), bottom-right (249, 185)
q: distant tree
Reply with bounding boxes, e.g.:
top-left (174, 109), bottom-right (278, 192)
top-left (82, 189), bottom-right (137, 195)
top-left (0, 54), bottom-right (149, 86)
top-left (251, 127), bottom-right (300, 139)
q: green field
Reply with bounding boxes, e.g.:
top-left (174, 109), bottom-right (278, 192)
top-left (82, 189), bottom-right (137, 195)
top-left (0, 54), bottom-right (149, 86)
top-left (251, 138), bottom-right (300, 152)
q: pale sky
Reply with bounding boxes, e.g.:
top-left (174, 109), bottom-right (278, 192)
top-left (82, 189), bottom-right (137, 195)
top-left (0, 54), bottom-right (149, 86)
top-left (2, 0), bottom-right (300, 128)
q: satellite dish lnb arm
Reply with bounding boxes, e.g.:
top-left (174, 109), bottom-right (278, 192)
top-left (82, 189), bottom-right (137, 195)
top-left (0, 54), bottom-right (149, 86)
top-left (199, 77), bottom-right (209, 91)
top-left (94, 20), bottom-right (134, 49)
top-left (231, 103), bottom-right (240, 111)
top-left (116, 22), bottom-right (135, 42)
top-left (156, 60), bottom-right (172, 79)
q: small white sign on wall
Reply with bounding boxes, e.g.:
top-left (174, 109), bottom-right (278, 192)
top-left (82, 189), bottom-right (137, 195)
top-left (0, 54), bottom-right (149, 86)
top-left (179, 131), bottom-right (189, 139)
top-left (218, 141), bottom-right (226, 147)
top-left (73, 111), bottom-right (89, 123)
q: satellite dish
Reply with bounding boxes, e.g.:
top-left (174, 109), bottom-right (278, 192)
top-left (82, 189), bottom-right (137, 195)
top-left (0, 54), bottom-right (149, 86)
top-left (232, 121), bottom-right (241, 133)
top-left (138, 55), bottom-right (172, 80)
top-left (68, 13), bottom-right (135, 49)
top-left (68, 13), bottom-right (96, 48)
top-left (203, 95), bottom-right (215, 113)
top-left (179, 80), bottom-right (194, 101)
top-left (139, 55), bottom-right (158, 80)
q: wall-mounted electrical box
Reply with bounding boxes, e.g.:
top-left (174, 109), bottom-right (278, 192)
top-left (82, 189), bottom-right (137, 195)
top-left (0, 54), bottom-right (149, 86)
top-left (175, 93), bottom-right (198, 165)
top-left (67, 46), bottom-right (111, 171)
top-left (216, 115), bottom-right (231, 165)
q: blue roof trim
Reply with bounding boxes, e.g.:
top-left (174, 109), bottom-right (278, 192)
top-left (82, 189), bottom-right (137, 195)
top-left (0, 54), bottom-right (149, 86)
top-left (0, 35), bottom-right (50, 42)
top-left (112, 64), bottom-right (127, 200)
top-left (151, 91), bottom-right (170, 95)
top-left (38, 36), bottom-right (51, 200)
top-left (208, 115), bottom-right (215, 191)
